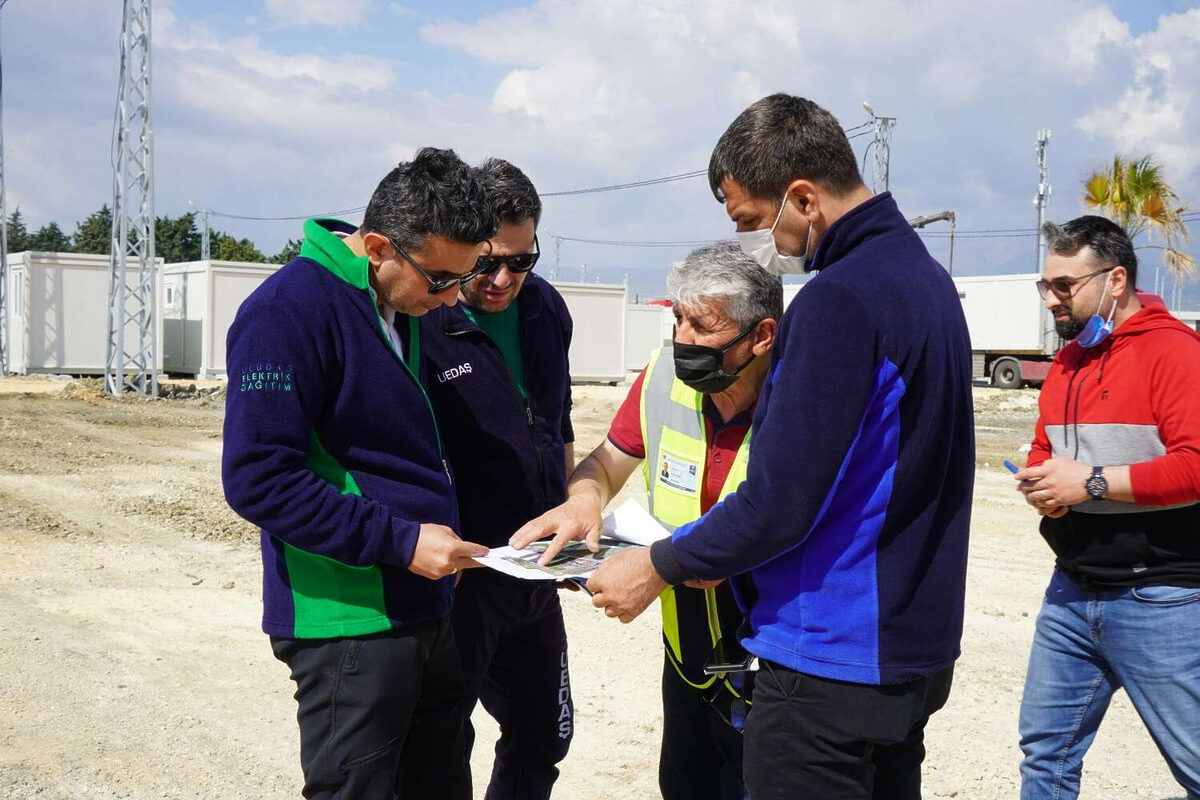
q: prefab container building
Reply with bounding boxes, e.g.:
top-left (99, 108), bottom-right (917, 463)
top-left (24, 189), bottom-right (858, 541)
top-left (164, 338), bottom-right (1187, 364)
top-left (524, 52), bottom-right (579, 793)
top-left (625, 303), bottom-right (672, 372)
top-left (4, 251), bottom-right (163, 375)
top-left (552, 281), bottom-right (628, 383)
top-left (162, 260), bottom-right (281, 378)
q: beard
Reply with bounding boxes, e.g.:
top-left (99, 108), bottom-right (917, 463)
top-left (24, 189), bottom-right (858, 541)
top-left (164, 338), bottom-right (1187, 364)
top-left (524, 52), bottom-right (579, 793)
top-left (1055, 316), bottom-right (1085, 340)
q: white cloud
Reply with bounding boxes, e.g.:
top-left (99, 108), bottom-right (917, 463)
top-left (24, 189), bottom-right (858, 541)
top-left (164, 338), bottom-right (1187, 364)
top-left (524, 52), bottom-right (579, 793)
top-left (389, 3), bottom-right (424, 20)
top-left (263, 0), bottom-right (379, 29)
top-left (4, 0), bottom-right (1197, 286)
top-left (1038, 5), bottom-right (1132, 75)
top-left (1077, 8), bottom-right (1200, 183)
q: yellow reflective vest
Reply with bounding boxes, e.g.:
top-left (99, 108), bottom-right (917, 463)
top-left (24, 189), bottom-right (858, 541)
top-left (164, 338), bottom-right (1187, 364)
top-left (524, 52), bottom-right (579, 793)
top-left (640, 348), bottom-right (750, 692)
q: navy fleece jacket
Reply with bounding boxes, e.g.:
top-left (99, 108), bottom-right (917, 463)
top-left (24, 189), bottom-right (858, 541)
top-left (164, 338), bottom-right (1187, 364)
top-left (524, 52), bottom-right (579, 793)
top-left (650, 193), bottom-right (975, 685)
top-left (222, 218), bottom-right (458, 639)
top-left (421, 273), bottom-right (574, 548)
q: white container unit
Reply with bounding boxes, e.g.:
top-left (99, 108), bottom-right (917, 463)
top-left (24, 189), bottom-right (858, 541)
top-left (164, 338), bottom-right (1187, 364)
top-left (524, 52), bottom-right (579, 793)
top-left (783, 281), bottom-right (804, 310)
top-left (4, 251), bottom-right (163, 375)
top-left (162, 260), bottom-right (281, 378)
top-left (953, 273), bottom-right (1059, 388)
top-left (552, 281), bottom-right (628, 383)
top-left (625, 304), bottom-right (672, 371)
top-left (953, 274), bottom-right (1054, 355)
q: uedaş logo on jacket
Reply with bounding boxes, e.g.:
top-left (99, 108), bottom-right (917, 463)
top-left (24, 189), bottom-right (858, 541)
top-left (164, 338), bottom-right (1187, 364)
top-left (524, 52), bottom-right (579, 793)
top-left (437, 363), bottom-right (473, 383)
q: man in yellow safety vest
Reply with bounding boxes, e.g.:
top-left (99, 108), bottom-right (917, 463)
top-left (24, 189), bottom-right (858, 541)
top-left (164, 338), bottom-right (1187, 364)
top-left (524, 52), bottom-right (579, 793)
top-left (512, 240), bottom-right (781, 800)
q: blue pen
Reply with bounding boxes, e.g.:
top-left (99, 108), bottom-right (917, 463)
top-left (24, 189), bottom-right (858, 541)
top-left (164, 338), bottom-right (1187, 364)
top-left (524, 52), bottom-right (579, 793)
top-left (1003, 460), bottom-right (1020, 474)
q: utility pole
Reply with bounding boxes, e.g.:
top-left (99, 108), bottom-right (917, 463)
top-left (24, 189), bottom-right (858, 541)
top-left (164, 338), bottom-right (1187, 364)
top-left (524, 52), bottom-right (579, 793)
top-left (187, 202), bottom-right (210, 261)
top-left (200, 208), bottom-right (210, 260)
top-left (553, 235), bottom-right (562, 281)
top-left (579, 263), bottom-right (586, 283)
top-left (1034, 129), bottom-right (1052, 275)
top-left (863, 102), bottom-right (896, 193)
top-left (106, 0), bottom-right (157, 396)
top-left (0, 0), bottom-right (12, 375)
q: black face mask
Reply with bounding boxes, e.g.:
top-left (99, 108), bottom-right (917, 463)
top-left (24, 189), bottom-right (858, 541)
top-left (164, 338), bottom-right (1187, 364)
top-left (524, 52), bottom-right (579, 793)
top-left (672, 324), bottom-right (758, 394)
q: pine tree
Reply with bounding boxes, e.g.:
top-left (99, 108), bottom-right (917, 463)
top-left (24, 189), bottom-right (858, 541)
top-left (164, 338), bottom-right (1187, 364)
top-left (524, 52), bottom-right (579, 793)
top-left (155, 212), bottom-right (202, 263)
top-left (5, 208), bottom-right (29, 252)
top-left (27, 221), bottom-right (72, 252)
top-left (72, 205), bottom-right (113, 255)
top-left (273, 238), bottom-right (302, 264)
top-left (211, 231), bottom-right (266, 263)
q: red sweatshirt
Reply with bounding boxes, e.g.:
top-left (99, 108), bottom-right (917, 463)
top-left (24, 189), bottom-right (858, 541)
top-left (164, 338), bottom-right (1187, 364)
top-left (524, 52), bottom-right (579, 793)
top-left (1028, 304), bottom-right (1200, 585)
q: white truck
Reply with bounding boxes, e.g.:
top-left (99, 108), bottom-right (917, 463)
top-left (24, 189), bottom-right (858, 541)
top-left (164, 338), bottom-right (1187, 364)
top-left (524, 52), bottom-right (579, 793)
top-left (781, 273), bottom-right (1058, 389)
top-left (953, 273), bottom-right (1059, 389)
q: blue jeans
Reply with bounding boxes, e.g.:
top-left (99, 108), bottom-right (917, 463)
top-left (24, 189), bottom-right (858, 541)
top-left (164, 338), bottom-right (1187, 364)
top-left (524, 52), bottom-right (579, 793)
top-left (1018, 569), bottom-right (1200, 800)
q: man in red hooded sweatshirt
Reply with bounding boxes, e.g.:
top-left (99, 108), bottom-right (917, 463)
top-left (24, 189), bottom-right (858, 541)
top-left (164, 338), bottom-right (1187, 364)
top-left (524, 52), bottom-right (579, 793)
top-left (1013, 215), bottom-right (1200, 800)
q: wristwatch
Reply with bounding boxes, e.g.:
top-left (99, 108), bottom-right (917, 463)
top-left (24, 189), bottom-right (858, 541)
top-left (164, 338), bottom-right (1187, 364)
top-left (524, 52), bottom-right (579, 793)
top-left (1085, 466), bottom-right (1108, 500)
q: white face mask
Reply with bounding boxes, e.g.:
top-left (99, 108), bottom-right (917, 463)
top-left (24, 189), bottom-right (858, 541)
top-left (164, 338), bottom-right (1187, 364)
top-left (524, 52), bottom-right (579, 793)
top-left (736, 194), bottom-right (811, 276)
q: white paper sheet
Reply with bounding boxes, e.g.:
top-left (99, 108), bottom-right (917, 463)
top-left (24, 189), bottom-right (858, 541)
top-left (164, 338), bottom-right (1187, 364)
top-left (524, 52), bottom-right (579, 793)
top-left (473, 499), bottom-right (670, 581)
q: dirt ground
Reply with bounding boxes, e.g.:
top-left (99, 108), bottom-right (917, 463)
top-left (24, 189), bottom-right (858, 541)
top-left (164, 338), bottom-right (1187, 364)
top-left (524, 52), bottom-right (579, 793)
top-left (0, 376), bottom-right (1187, 799)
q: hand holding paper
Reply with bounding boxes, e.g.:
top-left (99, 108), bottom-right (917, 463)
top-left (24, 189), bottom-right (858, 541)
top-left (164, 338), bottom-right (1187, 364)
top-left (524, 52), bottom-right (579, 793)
top-left (478, 500), bottom-right (670, 580)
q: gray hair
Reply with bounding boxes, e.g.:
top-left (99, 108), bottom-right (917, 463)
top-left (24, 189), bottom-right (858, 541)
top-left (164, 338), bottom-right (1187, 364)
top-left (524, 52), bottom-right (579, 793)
top-left (667, 241), bottom-right (784, 328)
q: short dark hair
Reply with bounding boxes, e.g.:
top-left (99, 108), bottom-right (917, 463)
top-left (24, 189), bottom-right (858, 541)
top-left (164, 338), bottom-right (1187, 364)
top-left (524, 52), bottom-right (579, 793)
top-left (362, 147), bottom-right (497, 252)
top-left (708, 94), bottom-right (863, 203)
top-left (1043, 215), bottom-right (1138, 289)
top-left (477, 158), bottom-right (542, 227)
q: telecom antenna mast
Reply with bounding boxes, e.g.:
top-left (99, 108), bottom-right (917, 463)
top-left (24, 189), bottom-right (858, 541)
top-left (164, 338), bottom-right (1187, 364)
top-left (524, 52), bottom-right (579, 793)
top-left (106, 0), bottom-right (157, 396)
top-left (1034, 129), bottom-right (1052, 275)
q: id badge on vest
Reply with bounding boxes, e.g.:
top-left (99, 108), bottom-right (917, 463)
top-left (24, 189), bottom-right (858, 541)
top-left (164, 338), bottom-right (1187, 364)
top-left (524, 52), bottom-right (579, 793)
top-left (657, 450), bottom-right (700, 495)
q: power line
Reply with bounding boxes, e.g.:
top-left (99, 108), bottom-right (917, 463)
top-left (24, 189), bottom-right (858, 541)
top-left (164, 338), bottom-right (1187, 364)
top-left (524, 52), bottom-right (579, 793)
top-left (206, 121), bottom-right (873, 221)
top-left (552, 235), bottom-right (719, 248)
top-left (542, 169), bottom-right (708, 197)
top-left (209, 205), bottom-right (366, 222)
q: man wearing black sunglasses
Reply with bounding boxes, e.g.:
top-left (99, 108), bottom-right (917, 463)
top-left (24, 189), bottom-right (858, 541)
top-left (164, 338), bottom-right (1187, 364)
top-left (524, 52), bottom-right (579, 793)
top-left (421, 158), bottom-right (575, 800)
top-left (223, 147), bottom-right (496, 800)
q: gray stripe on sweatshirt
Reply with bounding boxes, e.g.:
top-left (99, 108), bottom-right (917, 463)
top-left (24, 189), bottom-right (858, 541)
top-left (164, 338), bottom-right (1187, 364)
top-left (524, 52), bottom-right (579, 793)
top-left (1046, 422), bottom-right (1196, 514)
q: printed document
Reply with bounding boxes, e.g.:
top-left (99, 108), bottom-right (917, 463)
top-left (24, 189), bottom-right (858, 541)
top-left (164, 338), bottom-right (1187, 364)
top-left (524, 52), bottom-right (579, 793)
top-left (474, 499), bottom-right (670, 580)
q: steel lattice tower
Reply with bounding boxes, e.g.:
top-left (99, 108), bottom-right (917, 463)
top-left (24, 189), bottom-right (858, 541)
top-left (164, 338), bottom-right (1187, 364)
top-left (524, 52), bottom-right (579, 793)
top-left (0, 0), bottom-right (12, 375)
top-left (106, 0), bottom-right (157, 396)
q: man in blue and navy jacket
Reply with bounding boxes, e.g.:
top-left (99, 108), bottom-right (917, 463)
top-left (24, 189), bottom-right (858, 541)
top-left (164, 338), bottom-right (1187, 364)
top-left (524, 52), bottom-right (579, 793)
top-left (421, 158), bottom-right (575, 800)
top-left (222, 148), bottom-right (496, 800)
top-left (588, 95), bottom-right (975, 800)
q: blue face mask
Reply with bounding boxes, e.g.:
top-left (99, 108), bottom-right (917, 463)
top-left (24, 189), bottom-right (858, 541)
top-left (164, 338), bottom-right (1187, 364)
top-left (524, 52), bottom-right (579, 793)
top-left (1075, 271), bottom-right (1117, 349)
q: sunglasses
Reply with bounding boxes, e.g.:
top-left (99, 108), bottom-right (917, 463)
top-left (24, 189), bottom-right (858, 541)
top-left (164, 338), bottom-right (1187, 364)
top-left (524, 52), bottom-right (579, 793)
top-left (384, 234), bottom-right (490, 295)
top-left (1036, 266), bottom-right (1116, 301)
top-left (475, 234), bottom-right (541, 275)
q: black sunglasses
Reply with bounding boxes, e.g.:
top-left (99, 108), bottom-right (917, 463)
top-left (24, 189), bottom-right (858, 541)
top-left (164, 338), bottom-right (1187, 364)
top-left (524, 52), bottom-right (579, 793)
top-left (475, 234), bottom-right (541, 275)
top-left (1036, 266), bottom-right (1116, 301)
top-left (384, 234), bottom-right (490, 295)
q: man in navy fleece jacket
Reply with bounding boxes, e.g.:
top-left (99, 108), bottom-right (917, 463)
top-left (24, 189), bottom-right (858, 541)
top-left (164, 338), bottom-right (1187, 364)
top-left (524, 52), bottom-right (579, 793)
top-left (222, 148), bottom-right (495, 800)
top-left (588, 95), bottom-right (975, 799)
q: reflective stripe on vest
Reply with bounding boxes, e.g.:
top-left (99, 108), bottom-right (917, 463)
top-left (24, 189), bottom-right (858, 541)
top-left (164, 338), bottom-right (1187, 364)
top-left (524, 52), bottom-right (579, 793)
top-left (640, 347), bottom-right (750, 690)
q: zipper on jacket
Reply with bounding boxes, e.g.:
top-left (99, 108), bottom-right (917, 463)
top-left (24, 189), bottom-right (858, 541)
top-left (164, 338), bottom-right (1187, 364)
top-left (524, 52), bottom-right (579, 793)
top-left (448, 326), bottom-right (549, 510)
top-left (366, 286), bottom-right (454, 503)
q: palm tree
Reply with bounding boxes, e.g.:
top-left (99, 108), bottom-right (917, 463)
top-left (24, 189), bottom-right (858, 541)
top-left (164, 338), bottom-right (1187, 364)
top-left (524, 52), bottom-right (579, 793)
top-left (1083, 155), bottom-right (1195, 297)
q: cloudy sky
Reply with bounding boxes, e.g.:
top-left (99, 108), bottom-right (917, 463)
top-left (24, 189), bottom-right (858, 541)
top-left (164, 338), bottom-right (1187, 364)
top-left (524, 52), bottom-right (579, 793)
top-left (3, 0), bottom-right (1198, 299)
